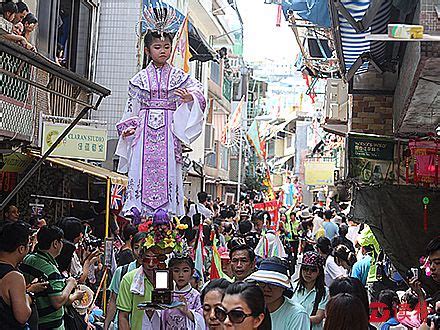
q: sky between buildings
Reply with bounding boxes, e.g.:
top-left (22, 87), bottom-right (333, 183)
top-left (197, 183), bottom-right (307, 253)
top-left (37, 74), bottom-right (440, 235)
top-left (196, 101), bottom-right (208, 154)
top-left (236, 0), bottom-right (300, 64)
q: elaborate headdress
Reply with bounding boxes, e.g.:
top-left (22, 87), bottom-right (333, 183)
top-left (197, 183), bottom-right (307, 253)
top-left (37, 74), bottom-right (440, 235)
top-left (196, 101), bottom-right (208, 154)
top-left (142, 209), bottom-right (185, 255)
top-left (141, 1), bottom-right (178, 39)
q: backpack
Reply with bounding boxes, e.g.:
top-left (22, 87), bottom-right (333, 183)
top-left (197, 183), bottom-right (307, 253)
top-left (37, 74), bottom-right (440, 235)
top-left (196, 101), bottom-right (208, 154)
top-left (192, 205), bottom-right (203, 227)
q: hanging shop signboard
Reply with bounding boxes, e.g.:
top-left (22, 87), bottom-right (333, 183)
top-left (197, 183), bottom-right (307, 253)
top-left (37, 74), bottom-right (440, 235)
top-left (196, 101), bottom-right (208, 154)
top-left (42, 123), bottom-right (107, 161)
top-left (348, 135), bottom-right (395, 184)
top-left (304, 161), bottom-right (335, 186)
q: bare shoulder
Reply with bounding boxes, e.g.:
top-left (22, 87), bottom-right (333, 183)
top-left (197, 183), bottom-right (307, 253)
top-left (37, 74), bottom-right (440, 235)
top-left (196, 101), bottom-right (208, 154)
top-left (2, 270), bottom-right (25, 287)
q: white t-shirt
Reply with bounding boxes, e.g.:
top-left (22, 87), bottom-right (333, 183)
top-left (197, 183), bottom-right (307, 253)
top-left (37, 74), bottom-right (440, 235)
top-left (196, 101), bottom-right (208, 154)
top-left (346, 224), bottom-right (360, 246)
top-left (324, 255), bottom-right (347, 287)
top-left (187, 203), bottom-right (213, 222)
top-left (312, 215), bottom-right (324, 235)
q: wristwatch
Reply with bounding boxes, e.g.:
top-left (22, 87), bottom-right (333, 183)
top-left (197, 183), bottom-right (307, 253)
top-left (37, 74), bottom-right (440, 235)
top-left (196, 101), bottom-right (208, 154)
top-left (26, 290), bottom-right (36, 304)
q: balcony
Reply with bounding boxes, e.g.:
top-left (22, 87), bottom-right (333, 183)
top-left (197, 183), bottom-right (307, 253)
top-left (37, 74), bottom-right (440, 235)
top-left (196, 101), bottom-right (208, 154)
top-left (0, 37), bottom-right (110, 149)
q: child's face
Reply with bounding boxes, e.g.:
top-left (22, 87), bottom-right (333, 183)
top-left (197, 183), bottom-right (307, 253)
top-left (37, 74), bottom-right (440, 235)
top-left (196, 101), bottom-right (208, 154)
top-left (172, 262), bottom-right (193, 288)
top-left (146, 38), bottom-right (172, 66)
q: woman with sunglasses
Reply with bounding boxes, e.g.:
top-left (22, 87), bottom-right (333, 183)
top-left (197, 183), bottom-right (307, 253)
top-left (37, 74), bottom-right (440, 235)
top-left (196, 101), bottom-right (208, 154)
top-left (216, 281), bottom-right (271, 330)
top-left (201, 278), bottom-right (231, 329)
top-left (292, 251), bottom-right (329, 330)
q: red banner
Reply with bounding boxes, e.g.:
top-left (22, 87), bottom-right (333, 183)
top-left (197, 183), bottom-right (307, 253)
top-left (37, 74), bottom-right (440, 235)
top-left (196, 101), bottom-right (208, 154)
top-left (254, 200), bottom-right (282, 230)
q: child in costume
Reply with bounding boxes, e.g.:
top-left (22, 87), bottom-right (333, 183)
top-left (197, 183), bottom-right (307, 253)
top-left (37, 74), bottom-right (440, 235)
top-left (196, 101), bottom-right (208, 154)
top-left (161, 255), bottom-right (205, 329)
top-left (116, 5), bottom-right (206, 220)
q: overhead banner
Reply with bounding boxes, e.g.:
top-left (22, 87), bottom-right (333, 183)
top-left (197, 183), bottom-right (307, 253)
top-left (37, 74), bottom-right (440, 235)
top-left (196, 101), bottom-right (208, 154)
top-left (348, 135), bottom-right (394, 184)
top-left (304, 161), bottom-right (335, 186)
top-left (42, 123), bottom-right (107, 161)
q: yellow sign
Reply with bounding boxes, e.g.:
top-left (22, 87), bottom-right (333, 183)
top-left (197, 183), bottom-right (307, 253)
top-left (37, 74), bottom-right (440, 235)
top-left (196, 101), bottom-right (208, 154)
top-left (42, 123), bottom-right (107, 161)
top-left (304, 162), bottom-right (335, 186)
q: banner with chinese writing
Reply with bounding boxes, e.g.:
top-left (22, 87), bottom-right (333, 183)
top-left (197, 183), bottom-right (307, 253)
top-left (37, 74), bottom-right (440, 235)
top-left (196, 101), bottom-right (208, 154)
top-left (348, 135), bottom-right (395, 184)
top-left (254, 200), bottom-right (282, 230)
top-left (42, 123), bottom-right (107, 161)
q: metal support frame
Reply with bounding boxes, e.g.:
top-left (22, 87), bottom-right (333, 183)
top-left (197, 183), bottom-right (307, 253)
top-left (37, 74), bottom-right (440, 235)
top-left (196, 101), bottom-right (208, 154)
top-left (0, 37), bottom-right (110, 210)
top-left (0, 96), bottom-right (104, 211)
top-left (329, 0), bottom-right (384, 81)
top-left (328, 0), bottom-right (347, 77)
top-left (333, 0), bottom-right (382, 33)
top-left (0, 68), bottom-right (95, 109)
top-left (346, 52), bottom-right (385, 81)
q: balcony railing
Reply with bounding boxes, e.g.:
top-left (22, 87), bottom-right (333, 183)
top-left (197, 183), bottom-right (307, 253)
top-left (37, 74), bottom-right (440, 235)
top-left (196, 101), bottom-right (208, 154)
top-left (0, 37), bottom-right (110, 147)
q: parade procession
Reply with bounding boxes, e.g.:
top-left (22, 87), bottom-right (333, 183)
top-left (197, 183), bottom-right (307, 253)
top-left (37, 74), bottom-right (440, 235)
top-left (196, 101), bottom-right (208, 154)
top-left (0, 0), bottom-right (439, 329)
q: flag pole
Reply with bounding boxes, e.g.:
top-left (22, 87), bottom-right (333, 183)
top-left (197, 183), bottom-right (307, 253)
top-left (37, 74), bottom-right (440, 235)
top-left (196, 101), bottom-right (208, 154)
top-left (237, 110), bottom-right (244, 204)
top-left (170, 14), bottom-right (189, 63)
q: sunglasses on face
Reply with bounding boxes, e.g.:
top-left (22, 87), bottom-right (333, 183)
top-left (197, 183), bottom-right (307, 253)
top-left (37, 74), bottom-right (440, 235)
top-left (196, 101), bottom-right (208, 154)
top-left (142, 256), bottom-right (160, 264)
top-left (214, 306), bottom-right (254, 324)
top-left (302, 266), bottom-right (318, 273)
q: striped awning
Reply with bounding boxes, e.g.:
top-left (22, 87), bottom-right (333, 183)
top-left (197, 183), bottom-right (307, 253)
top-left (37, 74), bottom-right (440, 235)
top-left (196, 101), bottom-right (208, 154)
top-left (334, 0), bottom-right (392, 76)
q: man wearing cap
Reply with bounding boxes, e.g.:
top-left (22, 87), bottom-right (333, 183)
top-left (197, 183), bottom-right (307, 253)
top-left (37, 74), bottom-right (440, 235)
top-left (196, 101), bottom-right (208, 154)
top-left (247, 257), bottom-right (310, 329)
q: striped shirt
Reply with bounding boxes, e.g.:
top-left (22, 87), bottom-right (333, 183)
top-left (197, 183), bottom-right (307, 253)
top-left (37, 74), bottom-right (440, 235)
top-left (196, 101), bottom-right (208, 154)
top-left (21, 250), bottom-right (66, 329)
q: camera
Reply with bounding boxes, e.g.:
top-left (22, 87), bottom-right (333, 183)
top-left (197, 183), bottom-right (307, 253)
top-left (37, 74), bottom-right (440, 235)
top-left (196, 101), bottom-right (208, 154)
top-left (406, 267), bottom-right (419, 280)
top-left (151, 269), bottom-right (173, 305)
top-left (83, 235), bottom-right (102, 249)
top-left (427, 313), bottom-right (440, 328)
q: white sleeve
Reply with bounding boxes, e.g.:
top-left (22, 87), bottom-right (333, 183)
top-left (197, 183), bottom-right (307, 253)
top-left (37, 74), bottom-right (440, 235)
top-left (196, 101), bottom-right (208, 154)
top-left (115, 96), bottom-right (141, 173)
top-left (172, 94), bottom-right (204, 145)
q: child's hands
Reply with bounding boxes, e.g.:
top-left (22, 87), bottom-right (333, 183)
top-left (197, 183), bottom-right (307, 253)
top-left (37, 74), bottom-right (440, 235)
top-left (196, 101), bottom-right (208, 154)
top-left (177, 295), bottom-right (194, 321)
top-left (175, 88), bottom-right (194, 103)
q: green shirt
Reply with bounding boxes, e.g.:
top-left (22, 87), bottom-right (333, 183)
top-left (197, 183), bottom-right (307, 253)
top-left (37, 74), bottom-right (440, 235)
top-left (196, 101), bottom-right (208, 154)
top-left (108, 261), bottom-right (137, 330)
top-left (292, 287), bottom-right (329, 330)
top-left (116, 267), bottom-right (154, 330)
top-left (22, 250), bottom-right (66, 329)
top-left (270, 297), bottom-right (310, 330)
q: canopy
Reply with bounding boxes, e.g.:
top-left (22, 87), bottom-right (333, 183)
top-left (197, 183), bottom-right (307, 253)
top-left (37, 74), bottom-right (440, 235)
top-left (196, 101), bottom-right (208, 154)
top-left (282, 0), bottom-right (331, 28)
top-left (330, 0), bottom-right (392, 78)
top-left (28, 152), bottom-right (128, 186)
top-left (352, 185), bottom-right (439, 299)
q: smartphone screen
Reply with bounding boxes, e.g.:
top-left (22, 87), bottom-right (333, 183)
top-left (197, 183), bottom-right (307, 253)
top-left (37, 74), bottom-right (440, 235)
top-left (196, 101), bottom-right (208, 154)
top-left (155, 271), bottom-right (169, 289)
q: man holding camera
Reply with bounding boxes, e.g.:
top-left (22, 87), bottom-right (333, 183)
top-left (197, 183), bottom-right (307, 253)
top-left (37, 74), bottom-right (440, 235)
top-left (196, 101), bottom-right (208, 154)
top-left (21, 225), bottom-right (85, 329)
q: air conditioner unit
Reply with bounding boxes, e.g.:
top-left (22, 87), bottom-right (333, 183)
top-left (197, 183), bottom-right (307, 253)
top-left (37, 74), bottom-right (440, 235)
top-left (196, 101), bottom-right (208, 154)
top-left (325, 79), bottom-right (349, 122)
top-left (204, 124), bottom-right (215, 151)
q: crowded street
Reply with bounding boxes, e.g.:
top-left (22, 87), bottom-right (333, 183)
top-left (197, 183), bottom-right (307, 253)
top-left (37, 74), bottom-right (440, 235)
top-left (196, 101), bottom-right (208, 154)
top-left (0, 0), bottom-right (439, 329)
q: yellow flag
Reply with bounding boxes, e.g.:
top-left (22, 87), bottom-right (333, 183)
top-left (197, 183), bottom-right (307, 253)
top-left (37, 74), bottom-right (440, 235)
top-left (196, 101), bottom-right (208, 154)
top-left (171, 16), bottom-right (192, 73)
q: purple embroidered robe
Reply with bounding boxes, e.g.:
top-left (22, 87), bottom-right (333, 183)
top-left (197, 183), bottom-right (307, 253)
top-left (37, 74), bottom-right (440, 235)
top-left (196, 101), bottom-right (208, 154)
top-left (116, 63), bottom-right (206, 216)
top-left (161, 285), bottom-right (205, 330)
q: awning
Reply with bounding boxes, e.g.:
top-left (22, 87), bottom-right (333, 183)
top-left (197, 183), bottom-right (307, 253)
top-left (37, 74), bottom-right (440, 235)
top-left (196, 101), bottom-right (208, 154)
top-left (28, 152), bottom-right (128, 186)
top-left (329, 0), bottom-right (392, 79)
top-left (282, 0), bottom-right (331, 28)
top-left (188, 24), bottom-right (218, 63)
top-left (274, 154), bottom-right (294, 167)
top-left (322, 123), bottom-right (348, 136)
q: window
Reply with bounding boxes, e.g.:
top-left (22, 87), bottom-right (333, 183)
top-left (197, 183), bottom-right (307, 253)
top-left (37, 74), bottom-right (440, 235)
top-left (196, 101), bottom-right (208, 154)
top-left (36, 0), bottom-right (58, 59)
top-left (268, 140), bottom-right (275, 157)
top-left (206, 142), bottom-right (217, 168)
top-left (220, 145), bottom-right (229, 170)
top-left (195, 60), bottom-right (203, 83)
top-left (210, 61), bottom-right (221, 85)
top-left (37, 0), bottom-right (94, 77)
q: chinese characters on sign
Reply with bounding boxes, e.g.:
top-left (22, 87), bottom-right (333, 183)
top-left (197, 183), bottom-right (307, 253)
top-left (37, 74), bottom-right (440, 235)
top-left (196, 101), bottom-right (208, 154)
top-left (348, 135), bottom-right (395, 184)
top-left (42, 123), bottom-right (107, 161)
